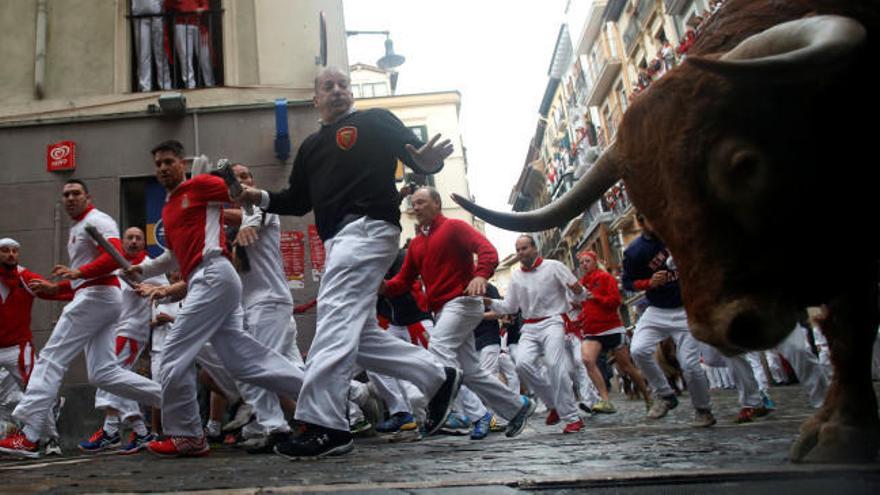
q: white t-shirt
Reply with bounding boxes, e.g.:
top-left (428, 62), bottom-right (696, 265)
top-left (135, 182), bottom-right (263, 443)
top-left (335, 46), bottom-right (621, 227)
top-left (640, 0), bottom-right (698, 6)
top-left (489, 259), bottom-right (584, 320)
top-left (238, 210), bottom-right (293, 309)
top-left (68, 208), bottom-right (120, 289)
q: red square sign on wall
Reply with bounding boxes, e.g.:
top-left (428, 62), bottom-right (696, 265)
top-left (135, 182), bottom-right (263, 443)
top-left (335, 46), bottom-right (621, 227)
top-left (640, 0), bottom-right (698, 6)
top-left (47, 141), bottom-right (76, 172)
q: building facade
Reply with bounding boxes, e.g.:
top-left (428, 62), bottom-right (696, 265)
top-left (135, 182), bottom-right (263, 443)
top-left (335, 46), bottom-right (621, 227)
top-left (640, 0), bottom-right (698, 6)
top-left (0, 0), bottom-right (349, 443)
top-left (508, 0), bottom-right (718, 324)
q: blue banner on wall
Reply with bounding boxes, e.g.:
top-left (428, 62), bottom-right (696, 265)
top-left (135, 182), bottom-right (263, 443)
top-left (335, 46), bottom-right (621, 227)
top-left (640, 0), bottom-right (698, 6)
top-left (145, 179), bottom-right (167, 258)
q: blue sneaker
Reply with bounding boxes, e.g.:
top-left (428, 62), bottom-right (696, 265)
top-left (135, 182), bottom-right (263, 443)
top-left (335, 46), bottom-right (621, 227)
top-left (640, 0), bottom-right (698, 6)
top-left (761, 391), bottom-right (776, 411)
top-left (471, 413), bottom-right (492, 440)
top-left (78, 428), bottom-right (121, 453)
top-left (375, 412), bottom-right (417, 434)
top-left (505, 396), bottom-right (536, 438)
top-left (439, 413), bottom-right (470, 435)
top-left (118, 431), bottom-right (157, 455)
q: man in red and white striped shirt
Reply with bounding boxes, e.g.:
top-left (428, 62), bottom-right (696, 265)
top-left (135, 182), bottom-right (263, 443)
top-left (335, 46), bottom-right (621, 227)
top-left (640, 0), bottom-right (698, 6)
top-left (129, 140), bottom-right (304, 458)
top-left (0, 181), bottom-right (163, 458)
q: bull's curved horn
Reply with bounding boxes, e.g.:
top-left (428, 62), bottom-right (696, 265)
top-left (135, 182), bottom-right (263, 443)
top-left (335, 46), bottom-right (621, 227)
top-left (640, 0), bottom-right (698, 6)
top-left (451, 147), bottom-right (621, 232)
top-left (686, 15), bottom-right (866, 79)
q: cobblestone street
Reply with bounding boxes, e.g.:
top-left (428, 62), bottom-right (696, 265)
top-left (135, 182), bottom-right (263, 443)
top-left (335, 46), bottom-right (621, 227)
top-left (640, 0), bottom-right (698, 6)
top-left (2, 384), bottom-right (878, 494)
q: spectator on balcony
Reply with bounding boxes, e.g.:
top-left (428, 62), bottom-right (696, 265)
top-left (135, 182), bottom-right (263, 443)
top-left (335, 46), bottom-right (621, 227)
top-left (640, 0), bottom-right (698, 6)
top-left (677, 29), bottom-right (697, 58)
top-left (132, 0), bottom-right (172, 92)
top-left (661, 41), bottom-right (676, 72)
top-left (168, 0), bottom-right (215, 89)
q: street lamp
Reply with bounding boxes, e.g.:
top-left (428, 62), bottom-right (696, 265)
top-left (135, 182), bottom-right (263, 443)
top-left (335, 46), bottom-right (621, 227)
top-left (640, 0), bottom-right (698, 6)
top-left (345, 30), bottom-right (406, 71)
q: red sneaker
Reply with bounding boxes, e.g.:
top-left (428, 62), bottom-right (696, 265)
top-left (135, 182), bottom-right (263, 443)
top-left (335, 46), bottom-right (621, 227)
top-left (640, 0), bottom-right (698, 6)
top-left (0, 431), bottom-right (41, 459)
top-left (545, 408), bottom-right (560, 426)
top-left (735, 407), bottom-right (756, 423)
top-left (147, 436), bottom-right (210, 458)
top-left (562, 419), bottom-right (584, 434)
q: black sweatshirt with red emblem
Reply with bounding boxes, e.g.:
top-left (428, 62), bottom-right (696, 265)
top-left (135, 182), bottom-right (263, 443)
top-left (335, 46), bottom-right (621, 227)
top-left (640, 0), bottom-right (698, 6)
top-left (267, 108), bottom-right (438, 241)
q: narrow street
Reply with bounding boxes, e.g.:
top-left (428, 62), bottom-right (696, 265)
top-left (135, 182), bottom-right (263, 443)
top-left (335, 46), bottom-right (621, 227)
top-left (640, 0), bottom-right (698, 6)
top-left (3, 385), bottom-right (877, 494)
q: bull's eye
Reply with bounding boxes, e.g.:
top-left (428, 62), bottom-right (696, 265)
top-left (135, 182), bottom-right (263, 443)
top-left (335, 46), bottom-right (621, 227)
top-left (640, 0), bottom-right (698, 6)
top-left (708, 137), bottom-right (770, 202)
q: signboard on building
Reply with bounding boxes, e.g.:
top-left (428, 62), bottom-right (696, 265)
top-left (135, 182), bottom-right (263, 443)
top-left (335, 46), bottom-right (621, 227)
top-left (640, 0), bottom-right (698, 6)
top-left (280, 230), bottom-right (305, 289)
top-left (47, 141), bottom-right (76, 172)
top-left (307, 224), bottom-right (325, 281)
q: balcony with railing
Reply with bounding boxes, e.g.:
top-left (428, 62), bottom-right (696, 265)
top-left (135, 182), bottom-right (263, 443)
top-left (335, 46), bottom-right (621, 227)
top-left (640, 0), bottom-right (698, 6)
top-left (127, 8), bottom-right (224, 92)
top-left (585, 33), bottom-right (622, 108)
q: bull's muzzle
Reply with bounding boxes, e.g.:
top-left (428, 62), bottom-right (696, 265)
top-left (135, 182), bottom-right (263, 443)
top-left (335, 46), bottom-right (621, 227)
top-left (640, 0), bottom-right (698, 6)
top-left (692, 297), bottom-right (799, 355)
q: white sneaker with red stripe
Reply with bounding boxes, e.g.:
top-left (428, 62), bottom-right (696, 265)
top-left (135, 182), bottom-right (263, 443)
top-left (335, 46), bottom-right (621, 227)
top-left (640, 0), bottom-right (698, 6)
top-left (0, 431), bottom-right (41, 459)
top-left (147, 435), bottom-right (210, 458)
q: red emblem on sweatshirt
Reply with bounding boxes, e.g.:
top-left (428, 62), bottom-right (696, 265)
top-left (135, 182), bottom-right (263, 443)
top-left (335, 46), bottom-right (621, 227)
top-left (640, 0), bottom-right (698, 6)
top-left (336, 126), bottom-right (358, 151)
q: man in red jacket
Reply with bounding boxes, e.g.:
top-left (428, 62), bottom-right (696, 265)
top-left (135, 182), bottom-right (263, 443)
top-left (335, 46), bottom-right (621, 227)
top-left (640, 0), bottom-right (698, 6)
top-left (383, 187), bottom-right (535, 438)
top-left (577, 250), bottom-right (651, 414)
top-left (0, 238), bottom-right (69, 451)
top-left (0, 181), bottom-right (163, 459)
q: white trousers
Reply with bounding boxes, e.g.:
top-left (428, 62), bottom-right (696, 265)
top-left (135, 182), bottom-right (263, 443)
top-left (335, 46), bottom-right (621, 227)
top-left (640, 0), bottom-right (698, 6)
top-left (294, 218), bottom-right (445, 431)
top-left (630, 306), bottom-right (711, 410)
top-left (367, 321), bottom-right (432, 417)
top-left (94, 336), bottom-right (147, 422)
top-left (766, 351), bottom-right (788, 383)
top-left (429, 296), bottom-right (522, 420)
top-left (160, 257), bottom-right (304, 437)
top-left (134, 15), bottom-right (171, 91)
top-left (699, 342), bottom-right (761, 407)
top-left (0, 345), bottom-right (30, 423)
top-left (13, 287), bottom-right (161, 439)
top-left (565, 333), bottom-right (598, 404)
top-left (498, 350), bottom-right (520, 394)
top-left (236, 301), bottom-right (300, 435)
top-left (776, 324), bottom-right (828, 409)
top-left (514, 317), bottom-right (579, 423)
top-left (174, 24), bottom-right (214, 89)
top-left (745, 352), bottom-right (771, 392)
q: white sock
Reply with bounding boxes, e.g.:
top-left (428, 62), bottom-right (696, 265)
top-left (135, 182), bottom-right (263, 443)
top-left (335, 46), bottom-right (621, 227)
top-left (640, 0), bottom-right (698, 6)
top-left (206, 419), bottom-right (221, 436)
top-left (22, 425), bottom-right (40, 444)
top-left (103, 415), bottom-right (121, 436)
top-left (129, 418), bottom-right (148, 436)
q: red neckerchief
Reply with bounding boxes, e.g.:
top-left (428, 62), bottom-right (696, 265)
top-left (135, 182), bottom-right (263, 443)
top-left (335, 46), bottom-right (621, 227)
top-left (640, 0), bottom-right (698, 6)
top-left (73, 204), bottom-right (95, 222)
top-left (521, 256), bottom-right (543, 272)
top-left (125, 250), bottom-right (147, 264)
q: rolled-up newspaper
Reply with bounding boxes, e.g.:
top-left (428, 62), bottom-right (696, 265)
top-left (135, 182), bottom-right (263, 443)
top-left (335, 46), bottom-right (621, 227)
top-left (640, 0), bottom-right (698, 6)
top-left (215, 158), bottom-right (254, 215)
top-left (84, 225), bottom-right (139, 289)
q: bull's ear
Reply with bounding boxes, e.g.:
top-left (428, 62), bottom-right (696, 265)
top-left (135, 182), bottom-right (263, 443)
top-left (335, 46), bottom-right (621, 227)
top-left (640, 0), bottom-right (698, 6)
top-left (707, 137), bottom-right (771, 208)
top-left (687, 15), bottom-right (865, 82)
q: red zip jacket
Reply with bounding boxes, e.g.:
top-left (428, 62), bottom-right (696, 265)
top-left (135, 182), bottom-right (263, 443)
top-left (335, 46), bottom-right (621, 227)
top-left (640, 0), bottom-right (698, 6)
top-left (385, 215), bottom-right (497, 313)
top-left (1, 266), bottom-right (72, 348)
top-left (578, 268), bottom-right (623, 335)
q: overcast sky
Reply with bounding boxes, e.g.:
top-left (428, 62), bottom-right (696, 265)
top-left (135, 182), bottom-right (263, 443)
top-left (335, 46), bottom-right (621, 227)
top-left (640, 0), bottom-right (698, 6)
top-left (343, 0), bottom-right (567, 258)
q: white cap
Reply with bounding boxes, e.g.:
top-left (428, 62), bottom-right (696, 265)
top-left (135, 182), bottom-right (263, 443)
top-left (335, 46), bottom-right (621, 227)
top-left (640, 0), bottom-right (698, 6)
top-left (0, 238), bottom-right (20, 249)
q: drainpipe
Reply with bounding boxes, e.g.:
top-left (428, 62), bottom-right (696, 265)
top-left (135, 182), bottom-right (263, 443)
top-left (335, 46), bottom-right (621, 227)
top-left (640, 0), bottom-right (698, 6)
top-left (193, 110), bottom-right (200, 155)
top-left (34, 0), bottom-right (48, 99)
top-left (52, 201), bottom-right (62, 317)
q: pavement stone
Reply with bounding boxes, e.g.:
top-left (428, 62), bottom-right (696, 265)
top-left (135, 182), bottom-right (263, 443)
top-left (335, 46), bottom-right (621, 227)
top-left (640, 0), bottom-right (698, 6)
top-left (1, 384), bottom-right (878, 493)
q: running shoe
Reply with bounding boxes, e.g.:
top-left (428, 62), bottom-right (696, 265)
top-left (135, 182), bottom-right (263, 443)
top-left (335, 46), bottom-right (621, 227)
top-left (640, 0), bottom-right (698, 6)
top-left (375, 412), bottom-right (417, 434)
top-left (424, 367), bottom-right (463, 437)
top-left (118, 431), bottom-right (157, 455)
top-left (0, 431), bottom-right (41, 459)
top-left (562, 419), bottom-right (584, 434)
top-left (147, 435), bottom-right (210, 458)
top-left (273, 423), bottom-right (353, 460)
top-left (78, 428), bottom-right (121, 453)
top-left (505, 395), bottom-right (536, 438)
top-left (470, 413), bottom-right (492, 440)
